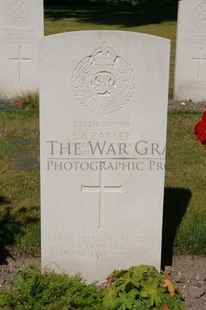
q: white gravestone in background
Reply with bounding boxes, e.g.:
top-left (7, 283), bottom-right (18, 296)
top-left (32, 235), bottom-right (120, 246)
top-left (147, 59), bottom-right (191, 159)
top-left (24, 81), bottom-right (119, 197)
top-left (40, 31), bottom-right (170, 282)
top-left (174, 0), bottom-right (206, 101)
top-left (0, 0), bottom-right (44, 97)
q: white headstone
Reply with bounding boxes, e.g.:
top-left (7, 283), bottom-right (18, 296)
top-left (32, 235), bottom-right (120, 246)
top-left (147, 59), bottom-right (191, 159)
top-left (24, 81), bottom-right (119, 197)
top-left (174, 0), bottom-right (206, 101)
top-left (0, 0), bottom-right (44, 97)
top-left (40, 31), bottom-right (170, 282)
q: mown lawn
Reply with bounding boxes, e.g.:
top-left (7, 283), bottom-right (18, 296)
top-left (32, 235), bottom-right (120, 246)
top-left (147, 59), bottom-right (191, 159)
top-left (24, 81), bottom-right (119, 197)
top-left (0, 109), bottom-right (206, 259)
top-left (44, 2), bottom-right (177, 96)
top-left (0, 2), bottom-right (206, 260)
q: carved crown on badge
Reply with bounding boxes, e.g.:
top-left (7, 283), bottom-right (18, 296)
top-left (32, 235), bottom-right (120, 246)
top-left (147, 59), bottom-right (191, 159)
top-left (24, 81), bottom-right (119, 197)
top-left (92, 43), bottom-right (117, 66)
top-left (72, 42), bottom-right (135, 114)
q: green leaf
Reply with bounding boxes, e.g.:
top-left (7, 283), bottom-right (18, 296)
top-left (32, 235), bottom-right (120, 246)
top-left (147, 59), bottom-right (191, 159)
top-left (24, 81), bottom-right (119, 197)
top-left (103, 265), bottom-right (186, 310)
top-left (103, 285), bottom-right (119, 309)
top-left (116, 273), bottom-right (133, 292)
top-left (140, 287), bottom-right (162, 307)
top-left (132, 301), bottom-right (150, 310)
top-left (118, 289), bottom-right (137, 310)
top-left (172, 300), bottom-right (186, 310)
top-left (142, 277), bottom-right (160, 290)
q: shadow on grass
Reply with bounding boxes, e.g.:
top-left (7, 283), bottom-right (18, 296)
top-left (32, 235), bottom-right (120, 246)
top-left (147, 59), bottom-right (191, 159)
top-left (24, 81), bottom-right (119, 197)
top-left (0, 195), bottom-right (10, 205)
top-left (0, 202), bottom-right (40, 264)
top-left (161, 187), bottom-right (192, 269)
top-left (45, 1), bottom-right (178, 27)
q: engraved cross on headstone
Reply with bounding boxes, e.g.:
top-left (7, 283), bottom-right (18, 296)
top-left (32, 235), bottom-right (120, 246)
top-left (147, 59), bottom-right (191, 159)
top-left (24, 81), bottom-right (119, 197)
top-left (81, 169), bottom-right (122, 230)
top-left (191, 47), bottom-right (206, 82)
top-left (9, 46), bottom-right (31, 82)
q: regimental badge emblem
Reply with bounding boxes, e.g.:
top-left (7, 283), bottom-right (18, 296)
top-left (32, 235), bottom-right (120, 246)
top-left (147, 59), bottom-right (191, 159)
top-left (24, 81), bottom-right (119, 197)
top-left (72, 43), bottom-right (135, 114)
top-left (192, 1), bottom-right (206, 29)
top-left (7, 0), bottom-right (31, 27)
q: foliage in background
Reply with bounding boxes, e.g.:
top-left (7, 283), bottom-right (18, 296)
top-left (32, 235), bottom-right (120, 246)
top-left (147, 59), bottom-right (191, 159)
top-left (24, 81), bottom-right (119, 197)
top-left (12, 91), bottom-right (39, 110)
top-left (44, 0), bottom-right (178, 6)
top-left (0, 99), bottom-right (20, 111)
top-left (0, 265), bottom-right (185, 310)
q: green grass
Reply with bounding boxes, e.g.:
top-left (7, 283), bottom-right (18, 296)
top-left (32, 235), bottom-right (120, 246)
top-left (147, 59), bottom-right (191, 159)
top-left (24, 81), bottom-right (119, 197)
top-left (0, 109), bottom-right (206, 259)
top-left (12, 91), bottom-right (39, 110)
top-left (0, 3), bottom-right (205, 260)
top-left (44, 2), bottom-right (177, 96)
top-left (0, 110), bottom-right (40, 258)
top-left (164, 111), bottom-right (206, 255)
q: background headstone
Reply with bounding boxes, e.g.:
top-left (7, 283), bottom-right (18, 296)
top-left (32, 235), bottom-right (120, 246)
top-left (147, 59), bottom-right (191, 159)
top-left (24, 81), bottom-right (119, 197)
top-left (0, 0), bottom-right (44, 97)
top-left (174, 0), bottom-right (206, 101)
top-left (40, 31), bottom-right (170, 282)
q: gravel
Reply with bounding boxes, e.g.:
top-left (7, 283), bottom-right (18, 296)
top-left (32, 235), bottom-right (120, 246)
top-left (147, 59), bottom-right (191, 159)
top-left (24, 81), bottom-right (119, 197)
top-left (166, 256), bottom-right (206, 310)
top-left (0, 254), bottom-right (40, 291)
top-left (168, 99), bottom-right (206, 112)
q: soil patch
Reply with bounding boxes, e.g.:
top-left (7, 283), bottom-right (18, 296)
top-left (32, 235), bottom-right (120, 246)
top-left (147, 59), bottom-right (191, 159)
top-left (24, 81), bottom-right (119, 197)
top-left (168, 99), bottom-right (206, 112)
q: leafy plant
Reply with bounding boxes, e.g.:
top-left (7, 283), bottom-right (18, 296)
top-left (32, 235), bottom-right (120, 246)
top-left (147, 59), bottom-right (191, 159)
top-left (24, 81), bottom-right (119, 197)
top-left (0, 99), bottom-right (20, 111)
top-left (0, 265), bottom-right (103, 310)
top-left (0, 264), bottom-right (186, 309)
top-left (102, 265), bottom-right (186, 310)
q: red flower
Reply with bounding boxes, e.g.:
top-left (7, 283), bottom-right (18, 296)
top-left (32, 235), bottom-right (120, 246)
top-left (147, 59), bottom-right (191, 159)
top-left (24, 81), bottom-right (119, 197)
top-left (14, 101), bottom-right (21, 109)
top-left (194, 111), bottom-right (206, 145)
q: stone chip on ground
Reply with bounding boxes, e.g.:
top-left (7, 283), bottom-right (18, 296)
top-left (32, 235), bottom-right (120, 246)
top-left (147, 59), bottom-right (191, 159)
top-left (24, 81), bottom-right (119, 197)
top-left (168, 99), bottom-right (206, 112)
top-left (170, 256), bottom-right (206, 310)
